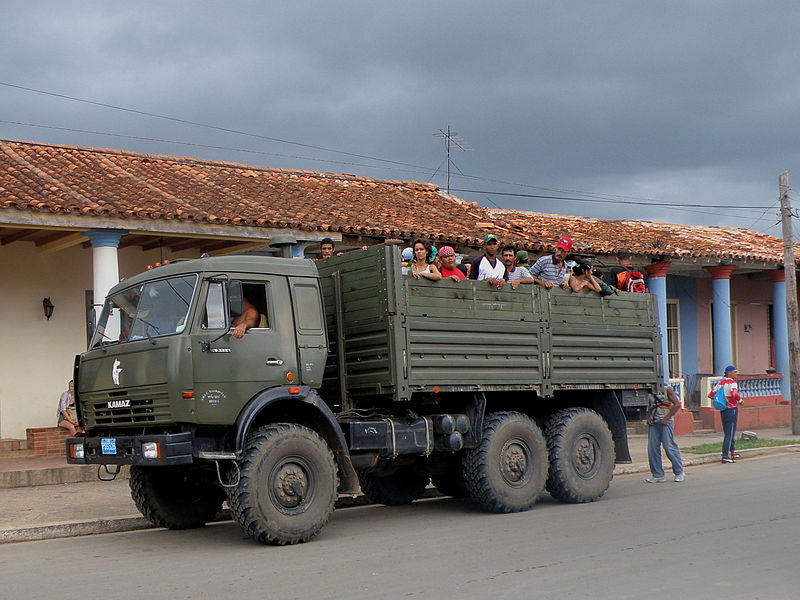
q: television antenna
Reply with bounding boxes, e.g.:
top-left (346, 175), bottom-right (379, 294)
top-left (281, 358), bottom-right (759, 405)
top-left (434, 126), bottom-right (471, 193)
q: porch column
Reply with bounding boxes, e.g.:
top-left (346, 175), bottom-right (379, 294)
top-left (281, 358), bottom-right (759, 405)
top-left (772, 269), bottom-right (790, 399)
top-left (705, 265), bottom-right (737, 375)
top-left (646, 262), bottom-right (671, 384)
top-left (292, 242), bottom-right (312, 259)
top-left (84, 228), bottom-right (127, 338)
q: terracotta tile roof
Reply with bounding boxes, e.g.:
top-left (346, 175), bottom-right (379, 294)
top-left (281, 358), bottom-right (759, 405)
top-left (0, 139), bottom-right (793, 266)
top-left (490, 209), bottom-right (795, 264)
top-left (0, 139), bottom-right (494, 246)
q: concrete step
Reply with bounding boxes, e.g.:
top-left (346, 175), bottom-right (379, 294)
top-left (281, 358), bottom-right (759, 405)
top-left (0, 461), bottom-right (130, 489)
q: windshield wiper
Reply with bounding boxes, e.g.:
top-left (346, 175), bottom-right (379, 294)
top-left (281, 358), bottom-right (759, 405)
top-left (133, 318), bottom-right (160, 345)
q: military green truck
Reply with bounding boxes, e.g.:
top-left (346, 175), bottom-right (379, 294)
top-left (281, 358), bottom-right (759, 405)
top-left (67, 243), bottom-right (663, 545)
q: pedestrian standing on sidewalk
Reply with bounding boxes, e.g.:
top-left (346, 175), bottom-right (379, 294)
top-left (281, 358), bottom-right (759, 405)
top-left (645, 385), bottom-right (685, 483)
top-left (708, 365), bottom-right (743, 463)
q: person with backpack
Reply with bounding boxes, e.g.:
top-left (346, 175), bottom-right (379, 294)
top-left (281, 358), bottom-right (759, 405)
top-left (707, 365), bottom-right (743, 463)
top-left (645, 385), bottom-right (685, 483)
top-left (604, 248), bottom-right (648, 293)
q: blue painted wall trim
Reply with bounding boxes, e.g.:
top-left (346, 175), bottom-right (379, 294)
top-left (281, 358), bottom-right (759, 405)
top-left (666, 275), bottom-right (698, 382)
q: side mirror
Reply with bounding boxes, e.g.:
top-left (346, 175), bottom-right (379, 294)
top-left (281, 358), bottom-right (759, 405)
top-left (228, 281), bottom-right (243, 318)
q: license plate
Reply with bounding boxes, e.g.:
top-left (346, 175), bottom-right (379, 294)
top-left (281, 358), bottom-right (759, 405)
top-left (101, 438), bottom-right (117, 455)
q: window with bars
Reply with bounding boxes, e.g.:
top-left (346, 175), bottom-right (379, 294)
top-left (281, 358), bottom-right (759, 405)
top-left (666, 300), bottom-right (681, 378)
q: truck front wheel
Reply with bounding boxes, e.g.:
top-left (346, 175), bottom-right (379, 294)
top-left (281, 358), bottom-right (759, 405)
top-left (463, 411), bottom-right (548, 513)
top-left (545, 408), bottom-right (615, 503)
top-left (358, 463), bottom-right (430, 505)
top-left (129, 465), bottom-right (224, 530)
top-left (227, 424), bottom-right (338, 545)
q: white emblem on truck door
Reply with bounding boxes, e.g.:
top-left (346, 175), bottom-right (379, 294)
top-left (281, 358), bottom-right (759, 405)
top-left (112, 359), bottom-right (123, 386)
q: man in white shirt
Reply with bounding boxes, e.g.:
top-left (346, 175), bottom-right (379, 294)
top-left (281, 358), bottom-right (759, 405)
top-left (469, 234), bottom-right (506, 289)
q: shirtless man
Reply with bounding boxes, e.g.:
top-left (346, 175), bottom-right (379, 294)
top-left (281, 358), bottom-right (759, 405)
top-left (231, 297), bottom-right (259, 339)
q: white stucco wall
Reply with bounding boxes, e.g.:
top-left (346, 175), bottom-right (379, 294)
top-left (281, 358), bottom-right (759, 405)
top-left (0, 239), bottom-right (197, 439)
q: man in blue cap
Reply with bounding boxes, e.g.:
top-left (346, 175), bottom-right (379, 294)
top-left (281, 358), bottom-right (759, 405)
top-left (707, 365), bottom-right (743, 463)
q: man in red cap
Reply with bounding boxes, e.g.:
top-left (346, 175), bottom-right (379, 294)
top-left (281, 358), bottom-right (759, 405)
top-left (528, 236), bottom-right (573, 289)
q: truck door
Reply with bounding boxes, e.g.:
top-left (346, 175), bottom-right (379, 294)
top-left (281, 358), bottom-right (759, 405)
top-left (191, 276), bottom-right (298, 424)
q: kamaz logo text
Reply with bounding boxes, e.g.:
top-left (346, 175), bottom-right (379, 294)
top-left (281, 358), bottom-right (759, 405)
top-left (107, 399), bottom-right (131, 409)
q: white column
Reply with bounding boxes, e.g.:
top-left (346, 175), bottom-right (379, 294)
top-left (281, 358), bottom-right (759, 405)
top-left (84, 229), bottom-right (127, 339)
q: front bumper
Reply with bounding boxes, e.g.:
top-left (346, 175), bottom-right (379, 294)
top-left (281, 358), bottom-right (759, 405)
top-left (65, 432), bottom-right (193, 466)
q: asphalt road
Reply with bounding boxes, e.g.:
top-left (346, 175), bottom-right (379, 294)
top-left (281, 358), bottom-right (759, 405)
top-left (1, 454), bottom-right (798, 600)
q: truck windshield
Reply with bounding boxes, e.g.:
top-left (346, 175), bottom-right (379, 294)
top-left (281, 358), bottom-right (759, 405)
top-left (90, 275), bottom-right (198, 348)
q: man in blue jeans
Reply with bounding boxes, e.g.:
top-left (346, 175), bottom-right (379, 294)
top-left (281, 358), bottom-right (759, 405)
top-left (645, 385), bottom-right (685, 483)
top-left (708, 365), bottom-right (743, 463)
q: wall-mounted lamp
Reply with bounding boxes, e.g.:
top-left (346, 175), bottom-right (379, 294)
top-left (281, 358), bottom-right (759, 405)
top-left (42, 297), bottom-right (54, 320)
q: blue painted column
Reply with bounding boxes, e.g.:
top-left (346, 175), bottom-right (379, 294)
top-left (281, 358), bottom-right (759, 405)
top-left (705, 265), bottom-right (737, 375)
top-left (646, 262), bottom-right (671, 384)
top-left (772, 269), bottom-right (790, 399)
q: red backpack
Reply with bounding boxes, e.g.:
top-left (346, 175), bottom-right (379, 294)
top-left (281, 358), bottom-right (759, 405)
top-left (616, 268), bottom-right (647, 293)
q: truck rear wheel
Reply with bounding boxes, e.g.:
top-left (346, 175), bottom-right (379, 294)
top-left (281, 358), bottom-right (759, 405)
top-left (545, 408), bottom-right (615, 503)
top-left (129, 465), bottom-right (224, 530)
top-left (358, 463), bottom-right (430, 505)
top-left (463, 411), bottom-right (548, 513)
top-left (227, 424), bottom-right (338, 545)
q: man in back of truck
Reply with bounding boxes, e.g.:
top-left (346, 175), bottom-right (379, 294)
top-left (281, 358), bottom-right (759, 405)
top-left (603, 249), bottom-right (648, 293)
top-left (528, 236), bottom-right (572, 289)
top-left (469, 234), bottom-right (506, 289)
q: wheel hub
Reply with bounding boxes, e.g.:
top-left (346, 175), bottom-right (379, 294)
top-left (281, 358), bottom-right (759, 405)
top-left (273, 463), bottom-right (309, 509)
top-left (501, 441), bottom-right (529, 485)
top-left (573, 434), bottom-right (600, 478)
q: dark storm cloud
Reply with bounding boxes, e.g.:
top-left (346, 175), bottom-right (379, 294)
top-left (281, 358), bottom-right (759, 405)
top-left (2, 1), bottom-right (799, 232)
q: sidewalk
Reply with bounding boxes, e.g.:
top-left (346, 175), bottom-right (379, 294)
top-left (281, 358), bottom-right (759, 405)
top-left (1, 425), bottom-right (798, 544)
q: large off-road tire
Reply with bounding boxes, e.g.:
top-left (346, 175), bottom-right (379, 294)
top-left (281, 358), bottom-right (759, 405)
top-left (545, 407), bottom-right (615, 503)
top-left (129, 465), bottom-right (225, 530)
top-left (358, 463), bottom-right (430, 505)
top-left (463, 411), bottom-right (548, 513)
top-left (227, 424), bottom-right (338, 545)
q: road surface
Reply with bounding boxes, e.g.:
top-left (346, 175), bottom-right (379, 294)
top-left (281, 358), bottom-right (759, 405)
top-left (1, 453), bottom-right (798, 599)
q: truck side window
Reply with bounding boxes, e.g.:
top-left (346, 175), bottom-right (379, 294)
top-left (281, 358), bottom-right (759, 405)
top-left (293, 283), bottom-right (323, 332)
top-left (204, 282), bottom-right (226, 329)
top-left (242, 282), bottom-right (270, 329)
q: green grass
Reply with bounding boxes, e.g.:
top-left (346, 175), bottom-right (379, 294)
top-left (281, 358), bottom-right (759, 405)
top-left (681, 438), bottom-right (800, 454)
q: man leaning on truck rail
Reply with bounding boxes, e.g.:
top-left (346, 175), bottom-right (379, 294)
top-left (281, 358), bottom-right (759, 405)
top-left (528, 236), bottom-right (572, 290)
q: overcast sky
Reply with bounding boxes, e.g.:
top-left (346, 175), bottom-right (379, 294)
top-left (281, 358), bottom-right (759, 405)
top-left (2, 2), bottom-right (799, 234)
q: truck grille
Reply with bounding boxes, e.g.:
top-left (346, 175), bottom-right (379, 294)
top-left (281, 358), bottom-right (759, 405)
top-left (80, 385), bottom-right (173, 427)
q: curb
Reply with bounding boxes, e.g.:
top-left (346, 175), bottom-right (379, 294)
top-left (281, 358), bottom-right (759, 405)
top-left (1, 446), bottom-right (797, 544)
top-left (613, 443), bottom-right (800, 476)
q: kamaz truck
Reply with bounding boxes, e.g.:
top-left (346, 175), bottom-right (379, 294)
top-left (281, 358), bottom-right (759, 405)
top-left (67, 243), bottom-right (664, 545)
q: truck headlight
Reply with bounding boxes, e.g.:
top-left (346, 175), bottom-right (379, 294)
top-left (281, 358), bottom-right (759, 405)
top-left (70, 443), bottom-right (84, 459)
top-left (142, 442), bottom-right (161, 459)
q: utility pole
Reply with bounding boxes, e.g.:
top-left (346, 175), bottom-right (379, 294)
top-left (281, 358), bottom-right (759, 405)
top-left (778, 172), bottom-right (800, 433)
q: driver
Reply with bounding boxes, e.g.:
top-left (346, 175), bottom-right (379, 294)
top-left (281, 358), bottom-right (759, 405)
top-left (231, 297), bottom-right (259, 339)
